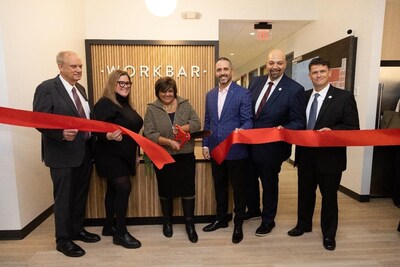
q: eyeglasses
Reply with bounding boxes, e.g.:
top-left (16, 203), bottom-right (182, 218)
top-left (117, 81), bottom-right (132, 87)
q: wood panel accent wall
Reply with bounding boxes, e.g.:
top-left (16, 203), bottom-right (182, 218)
top-left (84, 40), bottom-right (221, 220)
top-left (382, 0), bottom-right (400, 60)
top-left (86, 41), bottom-right (217, 124)
top-left (86, 162), bottom-right (216, 218)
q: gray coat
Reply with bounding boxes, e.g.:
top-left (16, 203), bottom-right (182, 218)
top-left (143, 96), bottom-right (201, 155)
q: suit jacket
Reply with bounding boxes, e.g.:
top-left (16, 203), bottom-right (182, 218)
top-left (203, 82), bottom-right (252, 160)
top-left (249, 74), bottom-right (306, 164)
top-left (33, 75), bottom-right (92, 168)
top-left (295, 85), bottom-right (360, 173)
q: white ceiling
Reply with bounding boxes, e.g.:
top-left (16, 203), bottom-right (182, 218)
top-left (219, 20), bottom-right (313, 70)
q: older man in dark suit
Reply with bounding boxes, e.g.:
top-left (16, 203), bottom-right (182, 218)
top-left (202, 57), bottom-right (252, 244)
top-left (287, 58), bottom-right (359, 251)
top-left (246, 49), bottom-right (306, 236)
top-left (33, 51), bottom-right (100, 257)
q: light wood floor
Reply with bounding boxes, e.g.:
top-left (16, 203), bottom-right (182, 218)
top-left (1, 162), bottom-right (399, 266)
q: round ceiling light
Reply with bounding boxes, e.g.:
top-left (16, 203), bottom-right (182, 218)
top-left (145, 0), bottom-right (177, 17)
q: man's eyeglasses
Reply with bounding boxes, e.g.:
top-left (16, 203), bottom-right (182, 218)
top-left (117, 81), bottom-right (132, 87)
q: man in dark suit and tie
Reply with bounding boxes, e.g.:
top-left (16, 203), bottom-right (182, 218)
top-left (202, 57), bottom-right (252, 244)
top-left (287, 58), bottom-right (359, 251)
top-left (246, 49), bottom-right (306, 236)
top-left (33, 51), bottom-right (100, 257)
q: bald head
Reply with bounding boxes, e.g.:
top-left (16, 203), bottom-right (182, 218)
top-left (266, 49), bottom-right (287, 81)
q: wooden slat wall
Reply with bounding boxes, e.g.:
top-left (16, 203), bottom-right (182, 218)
top-left (89, 44), bottom-right (215, 123)
top-left (85, 43), bottom-right (219, 219)
top-left (86, 162), bottom-right (216, 218)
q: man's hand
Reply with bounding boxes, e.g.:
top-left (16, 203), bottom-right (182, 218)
top-left (318, 127), bottom-right (331, 132)
top-left (63, 129), bottom-right (78, 141)
top-left (202, 147), bottom-right (210, 160)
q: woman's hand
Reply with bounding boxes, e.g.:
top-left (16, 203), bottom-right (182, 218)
top-left (168, 139), bottom-right (181, 151)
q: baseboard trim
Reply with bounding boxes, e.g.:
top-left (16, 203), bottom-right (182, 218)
top-left (339, 185), bottom-right (370, 202)
top-left (0, 206), bottom-right (53, 240)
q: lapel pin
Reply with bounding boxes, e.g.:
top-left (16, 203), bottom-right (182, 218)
top-left (278, 88), bottom-right (282, 91)
top-left (328, 95), bottom-right (332, 99)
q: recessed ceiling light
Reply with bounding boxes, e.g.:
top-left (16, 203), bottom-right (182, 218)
top-left (250, 32), bottom-right (255, 35)
top-left (230, 53), bottom-right (235, 56)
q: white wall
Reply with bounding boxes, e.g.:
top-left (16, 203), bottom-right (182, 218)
top-left (0, 0), bottom-right (386, 231)
top-left (84, 0), bottom-right (316, 40)
top-left (0, 32), bottom-right (20, 229)
top-left (0, 0), bottom-right (86, 230)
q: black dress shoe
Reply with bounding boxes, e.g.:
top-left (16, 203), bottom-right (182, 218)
top-left (287, 226), bottom-right (312, 237)
top-left (113, 232), bottom-right (141, 249)
top-left (232, 224), bottom-right (243, 244)
top-left (163, 222), bottom-right (173, 238)
top-left (244, 210), bottom-right (261, 220)
top-left (255, 222), bottom-right (275, 237)
top-left (73, 229), bottom-right (101, 243)
top-left (323, 237), bottom-right (336, 251)
top-left (56, 240), bottom-right (85, 257)
top-left (102, 226), bottom-right (116, 237)
top-left (202, 220), bottom-right (228, 232)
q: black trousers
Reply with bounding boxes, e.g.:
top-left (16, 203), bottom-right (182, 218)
top-left (50, 145), bottom-right (92, 244)
top-left (249, 161), bottom-right (282, 224)
top-left (297, 161), bottom-right (342, 239)
top-left (211, 158), bottom-right (247, 224)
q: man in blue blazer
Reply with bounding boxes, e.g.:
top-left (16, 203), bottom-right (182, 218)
top-left (33, 51), bottom-right (100, 257)
top-left (288, 58), bottom-right (359, 251)
top-left (246, 49), bottom-right (306, 236)
top-left (202, 57), bottom-right (253, 244)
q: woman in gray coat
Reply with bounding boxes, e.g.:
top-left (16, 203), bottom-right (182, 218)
top-left (143, 77), bottom-right (201, 243)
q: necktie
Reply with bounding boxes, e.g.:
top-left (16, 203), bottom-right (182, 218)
top-left (307, 93), bottom-right (320, 130)
top-left (71, 87), bottom-right (87, 119)
top-left (256, 81), bottom-right (274, 118)
top-left (72, 87), bottom-right (89, 140)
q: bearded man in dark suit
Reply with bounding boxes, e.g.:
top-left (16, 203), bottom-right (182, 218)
top-left (246, 49), bottom-right (306, 237)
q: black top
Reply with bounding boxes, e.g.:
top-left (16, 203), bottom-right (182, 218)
top-left (93, 94), bottom-right (143, 178)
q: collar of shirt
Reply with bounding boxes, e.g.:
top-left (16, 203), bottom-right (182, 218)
top-left (267, 74), bottom-right (283, 87)
top-left (311, 84), bottom-right (330, 101)
top-left (59, 74), bottom-right (75, 94)
top-left (219, 82), bottom-right (232, 94)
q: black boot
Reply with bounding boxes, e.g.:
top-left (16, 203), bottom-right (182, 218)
top-left (160, 198), bottom-right (173, 238)
top-left (182, 198), bottom-right (198, 243)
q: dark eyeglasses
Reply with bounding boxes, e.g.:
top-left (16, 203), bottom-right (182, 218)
top-left (117, 81), bottom-right (132, 87)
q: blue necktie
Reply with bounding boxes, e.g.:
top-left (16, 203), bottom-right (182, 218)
top-left (307, 93), bottom-right (320, 130)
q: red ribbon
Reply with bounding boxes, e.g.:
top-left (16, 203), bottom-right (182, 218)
top-left (0, 106), bottom-right (174, 169)
top-left (211, 128), bottom-right (400, 164)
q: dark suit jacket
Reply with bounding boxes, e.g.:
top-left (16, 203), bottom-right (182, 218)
top-left (203, 82), bottom-right (253, 160)
top-left (249, 74), bottom-right (306, 164)
top-left (295, 85), bottom-right (360, 173)
top-left (33, 75), bottom-right (91, 168)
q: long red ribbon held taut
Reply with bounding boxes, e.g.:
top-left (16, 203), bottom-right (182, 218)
top-left (211, 128), bottom-right (400, 165)
top-left (0, 106), bottom-right (174, 169)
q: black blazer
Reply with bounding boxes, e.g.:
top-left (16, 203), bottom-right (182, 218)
top-left (295, 85), bottom-right (360, 173)
top-left (249, 74), bottom-right (306, 164)
top-left (33, 75), bottom-right (91, 168)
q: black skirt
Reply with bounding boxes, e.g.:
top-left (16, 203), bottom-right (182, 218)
top-left (154, 152), bottom-right (196, 198)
